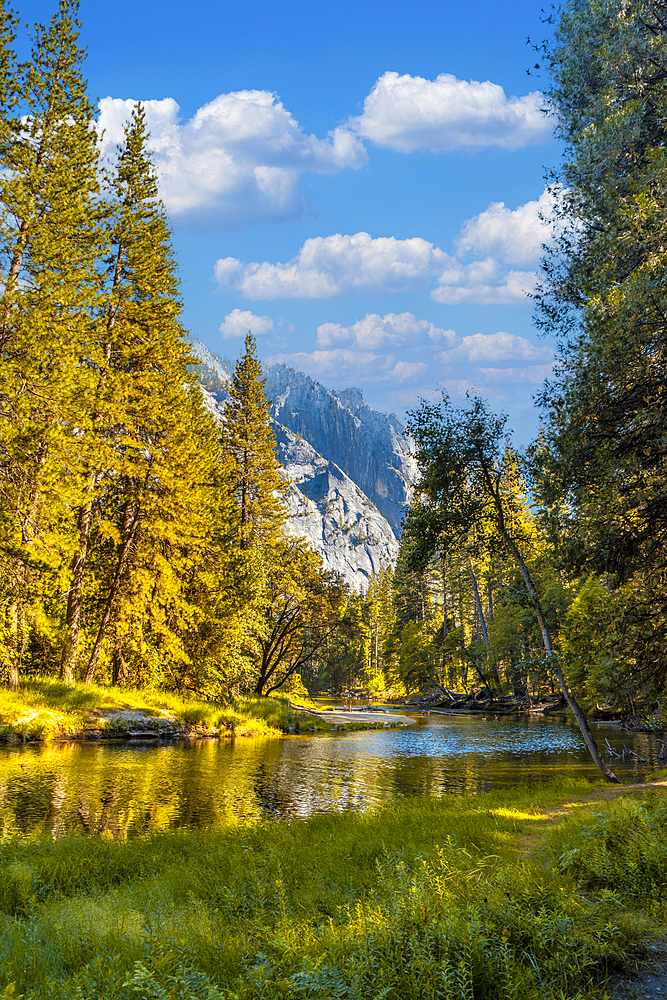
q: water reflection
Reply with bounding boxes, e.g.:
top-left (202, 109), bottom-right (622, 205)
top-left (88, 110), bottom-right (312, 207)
top-left (0, 714), bottom-right (662, 838)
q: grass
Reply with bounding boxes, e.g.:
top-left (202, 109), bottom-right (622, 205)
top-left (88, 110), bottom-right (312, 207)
top-left (0, 680), bottom-right (303, 742)
top-left (0, 780), bottom-right (665, 998)
top-left (0, 680), bottom-right (402, 743)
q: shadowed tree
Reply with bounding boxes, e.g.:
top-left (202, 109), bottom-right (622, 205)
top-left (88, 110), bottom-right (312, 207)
top-left (407, 393), bottom-right (621, 784)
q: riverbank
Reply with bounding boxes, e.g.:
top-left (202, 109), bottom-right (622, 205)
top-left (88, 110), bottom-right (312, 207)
top-left (0, 680), bottom-right (411, 743)
top-left (400, 686), bottom-right (667, 736)
top-left (0, 679), bottom-right (283, 742)
top-left (293, 703), bottom-right (416, 727)
top-left (0, 779), bottom-right (665, 999)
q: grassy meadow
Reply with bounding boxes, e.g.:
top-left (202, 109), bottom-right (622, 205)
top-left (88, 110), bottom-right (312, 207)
top-left (0, 781), bottom-right (665, 999)
top-left (0, 679), bottom-right (363, 742)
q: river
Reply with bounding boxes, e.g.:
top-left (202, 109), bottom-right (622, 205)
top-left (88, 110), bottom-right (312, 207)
top-left (0, 710), bottom-right (663, 839)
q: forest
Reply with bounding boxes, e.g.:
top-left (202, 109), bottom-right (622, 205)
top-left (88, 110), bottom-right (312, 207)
top-left (1, 0), bottom-right (667, 755)
top-left (1, 2), bottom-right (667, 998)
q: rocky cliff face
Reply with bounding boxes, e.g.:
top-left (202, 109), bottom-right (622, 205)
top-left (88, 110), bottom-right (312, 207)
top-left (274, 424), bottom-right (399, 586)
top-left (263, 365), bottom-right (417, 536)
top-left (191, 342), bottom-right (413, 588)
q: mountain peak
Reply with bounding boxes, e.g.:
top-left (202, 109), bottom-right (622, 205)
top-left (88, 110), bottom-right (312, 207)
top-left (191, 344), bottom-right (415, 587)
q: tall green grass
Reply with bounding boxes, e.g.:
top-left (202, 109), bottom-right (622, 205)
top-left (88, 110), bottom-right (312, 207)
top-left (0, 679), bottom-right (296, 740)
top-left (546, 790), bottom-right (667, 917)
top-left (0, 784), bottom-right (664, 999)
top-left (0, 679), bottom-right (386, 742)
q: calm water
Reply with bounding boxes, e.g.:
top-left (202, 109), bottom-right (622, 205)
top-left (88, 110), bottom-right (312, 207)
top-left (0, 713), bottom-right (663, 839)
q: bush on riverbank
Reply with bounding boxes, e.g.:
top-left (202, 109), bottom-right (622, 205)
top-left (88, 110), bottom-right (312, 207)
top-left (0, 783), bottom-right (664, 999)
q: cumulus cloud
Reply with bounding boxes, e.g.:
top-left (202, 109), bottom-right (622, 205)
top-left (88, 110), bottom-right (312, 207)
top-left (98, 93), bottom-right (366, 228)
top-left (431, 259), bottom-right (537, 305)
top-left (316, 312), bottom-right (457, 348)
top-left (353, 71), bottom-right (551, 153)
top-left (266, 348), bottom-right (427, 383)
top-left (437, 331), bottom-right (553, 364)
top-left (219, 308), bottom-right (274, 339)
top-left (214, 223), bottom-right (539, 305)
top-left (214, 232), bottom-right (448, 298)
top-left (456, 187), bottom-right (556, 266)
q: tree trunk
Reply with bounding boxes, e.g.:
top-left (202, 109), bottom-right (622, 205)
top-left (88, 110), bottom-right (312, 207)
top-left (7, 600), bottom-right (21, 692)
top-left (470, 561), bottom-right (489, 648)
top-left (487, 484), bottom-right (620, 783)
top-left (84, 504), bottom-right (139, 684)
top-left (441, 549), bottom-right (448, 641)
top-left (60, 493), bottom-right (95, 682)
top-left (60, 343), bottom-right (113, 681)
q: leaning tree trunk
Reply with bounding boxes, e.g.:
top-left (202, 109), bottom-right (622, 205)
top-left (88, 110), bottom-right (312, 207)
top-left (486, 483), bottom-right (621, 783)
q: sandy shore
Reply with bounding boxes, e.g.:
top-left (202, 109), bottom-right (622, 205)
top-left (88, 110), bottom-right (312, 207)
top-left (302, 709), bottom-right (416, 727)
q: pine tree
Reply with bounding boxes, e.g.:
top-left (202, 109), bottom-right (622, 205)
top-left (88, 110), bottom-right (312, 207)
top-left (0, 0), bottom-right (104, 689)
top-left (78, 105), bottom-right (220, 685)
top-left (220, 334), bottom-right (285, 551)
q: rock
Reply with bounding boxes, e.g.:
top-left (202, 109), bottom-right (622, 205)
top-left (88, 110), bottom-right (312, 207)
top-left (192, 347), bottom-right (412, 589)
top-left (275, 424), bottom-right (399, 587)
top-left (264, 365), bottom-right (417, 535)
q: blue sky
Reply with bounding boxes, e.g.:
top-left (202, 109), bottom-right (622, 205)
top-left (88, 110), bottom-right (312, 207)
top-left (32, 0), bottom-right (559, 439)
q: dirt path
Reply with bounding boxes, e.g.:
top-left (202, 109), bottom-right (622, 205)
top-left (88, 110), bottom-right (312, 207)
top-left (515, 779), bottom-right (667, 999)
top-left (608, 939), bottom-right (667, 999)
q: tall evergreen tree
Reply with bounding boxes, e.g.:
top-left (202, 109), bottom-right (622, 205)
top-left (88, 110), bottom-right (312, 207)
top-left (220, 334), bottom-right (285, 551)
top-left (78, 105), bottom-right (220, 685)
top-left (0, 0), bottom-right (103, 689)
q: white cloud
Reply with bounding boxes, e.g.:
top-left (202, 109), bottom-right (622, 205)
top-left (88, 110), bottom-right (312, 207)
top-left (266, 348), bottom-right (427, 383)
top-left (431, 258), bottom-right (537, 305)
top-left (438, 331), bottom-right (553, 364)
top-left (478, 364), bottom-right (555, 383)
top-left (316, 312), bottom-right (457, 348)
top-left (214, 232), bottom-right (448, 298)
top-left (98, 94), bottom-right (366, 228)
top-left (219, 308), bottom-right (274, 339)
top-left (456, 188), bottom-right (556, 266)
top-left (353, 71), bottom-right (551, 153)
top-left (215, 223), bottom-right (539, 306)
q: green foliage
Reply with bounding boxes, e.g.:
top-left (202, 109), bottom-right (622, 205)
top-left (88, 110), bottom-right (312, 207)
top-left (255, 538), bottom-right (346, 695)
top-left (0, 787), bottom-right (662, 998)
top-left (547, 793), bottom-right (667, 918)
top-left (533, 0), bottom-right (667, 711)
top-left (0, 3), bottom-right (347, 704)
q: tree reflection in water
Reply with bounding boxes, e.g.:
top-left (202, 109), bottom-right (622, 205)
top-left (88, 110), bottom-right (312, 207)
top-left (0, 715), bottom-right (662, 838)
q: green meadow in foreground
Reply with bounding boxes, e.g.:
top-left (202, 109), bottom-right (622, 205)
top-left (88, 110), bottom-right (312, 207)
top-left (0, 782), bottom-right (665, 999)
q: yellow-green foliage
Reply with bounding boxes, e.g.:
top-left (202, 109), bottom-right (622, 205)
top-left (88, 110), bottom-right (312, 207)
top-left (0, 679), bottom-right (391, 742)
top-left (0, 679), bottom-right (286, 741)
top-left (0, 784), bottom-right (664, 999)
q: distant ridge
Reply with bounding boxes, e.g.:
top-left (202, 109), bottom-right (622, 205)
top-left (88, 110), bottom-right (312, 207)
top-left (190, 341), bottom-right (414, 587)
top-left (264, 364), bottom-right (416, 535)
